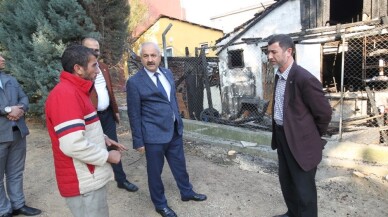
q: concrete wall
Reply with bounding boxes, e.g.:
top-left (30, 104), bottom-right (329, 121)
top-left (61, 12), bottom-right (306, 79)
top-left (295, 44), bottom-right (322, 81)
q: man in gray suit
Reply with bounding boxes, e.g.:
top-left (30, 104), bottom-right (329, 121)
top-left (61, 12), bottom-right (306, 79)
top-left (0, 55), bottom-right (41, 217)
top-left (126, 42), bottom-right (206, 217)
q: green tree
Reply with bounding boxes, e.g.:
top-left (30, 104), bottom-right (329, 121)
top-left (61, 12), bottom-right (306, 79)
top-left (126, 0), bottom-right (149, 78)
top-left (79, 0), bottom-right (130, 66)
top-left (0, 0), bottom-right (99, 117)
top-left (128, 0), bottom-right (148, 44)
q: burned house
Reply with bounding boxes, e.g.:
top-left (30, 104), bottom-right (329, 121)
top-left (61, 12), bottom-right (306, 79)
top-left (215, 0), bottom-right (388, 141)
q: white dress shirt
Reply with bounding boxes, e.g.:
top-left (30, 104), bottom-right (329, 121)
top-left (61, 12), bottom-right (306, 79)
top-left (94, 67), bottom-right (110, 111)
top-left (145, 68), bottom-right (171, 101)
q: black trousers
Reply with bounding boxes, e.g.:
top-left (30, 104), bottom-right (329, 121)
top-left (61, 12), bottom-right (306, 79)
top-left (98, 106), bottom-right (127, 183)
top-left (275, 125), bottom-right (318, 217)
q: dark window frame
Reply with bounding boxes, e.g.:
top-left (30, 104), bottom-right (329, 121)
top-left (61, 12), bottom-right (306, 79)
top-left (227, 49), bottom-right (244, 69)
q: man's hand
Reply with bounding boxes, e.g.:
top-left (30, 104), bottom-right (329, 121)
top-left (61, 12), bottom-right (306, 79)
top-left (104, 136), bottom-right (128, 152)
top-left (107, 150), bottom-right (121, 164)
top-left (136, 146), bottom-right (145, 154)
top-left (7, 105), bottom-right (24, 121)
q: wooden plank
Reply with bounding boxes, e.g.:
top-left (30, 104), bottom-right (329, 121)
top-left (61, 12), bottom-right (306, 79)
top-left (176, 93), bottom-right (189, 119)
top-left (363, 0), bottom-right (372, 21)
top-left (380, 0), bottom-right (388, 17)
top-left (316, 0), bottom-right (326, 27)
top-left (343, 114), bottom-right (384, 125)
top-left (316, 0), bottom-right (322, 27)
top-left (365, 86), bottom-right (388, 143)
top-left (372, 0), bottom-right (379, 19)
top-left (300, 0), bottom-right (310, 29)
top-left (322, 0), bottom-right (330, 26)
top-left (309, 0), bottom-right (317, 28)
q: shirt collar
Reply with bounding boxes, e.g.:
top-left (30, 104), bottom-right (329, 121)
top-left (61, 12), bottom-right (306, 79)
top-left (144, 67), bottom-right (162, 77)
top-left (276, 61), bottom-right (293, 80)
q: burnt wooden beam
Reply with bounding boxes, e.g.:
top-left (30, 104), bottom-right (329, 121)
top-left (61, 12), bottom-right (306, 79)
top-left (309, 0), bottom-right (317, 28)
top-left (300, 0), bottom-right (310, 29)
top-left (380, 0), bottom-right (388, 17)
top-left (322, 0), bottom-right (330, 27)
top-left (343, 114), bottom-right (384, 126)
top-left (372, 0), bottom-right (380, 19)
top-left (365, 86), bottom-right (388, 143)
top-left (317, 0), bottom-right (324, 27)
top-left (363, 0), bottom-right (372, 20)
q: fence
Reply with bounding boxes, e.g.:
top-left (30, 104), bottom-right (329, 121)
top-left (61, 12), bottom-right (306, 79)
top-left (127, 24), bottom-right (388, 145)
top-left (335, 23), bottom-right (388, 145)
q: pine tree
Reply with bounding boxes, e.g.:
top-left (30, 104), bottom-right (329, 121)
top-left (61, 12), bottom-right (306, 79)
top-left (0, 0), bottom-right (99, 117)
top-left (79, 0), bottom-right (130, 66)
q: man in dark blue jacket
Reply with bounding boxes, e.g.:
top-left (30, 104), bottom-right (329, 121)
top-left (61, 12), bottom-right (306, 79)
top-left (126, 42), bottom-right (206, 217)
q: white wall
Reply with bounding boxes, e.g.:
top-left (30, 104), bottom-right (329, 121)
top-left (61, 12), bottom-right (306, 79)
top-left (203, 86), bottom-right (222, 112)
top-left (295, 44), bottom-right (322, 81)
top-left (218, 0), bottom-right (302, 116)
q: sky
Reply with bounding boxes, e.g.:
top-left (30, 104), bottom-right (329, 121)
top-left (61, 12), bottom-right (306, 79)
top-left (180, 0), bottom-right (267, 27)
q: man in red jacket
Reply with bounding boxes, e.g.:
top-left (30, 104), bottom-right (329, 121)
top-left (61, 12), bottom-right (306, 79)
top-left (82, 38), bottom-right (139, 192)
top-left (46, 45), bottom-right (126, 217)
top-left (268, 34), bottom-right (332, 217)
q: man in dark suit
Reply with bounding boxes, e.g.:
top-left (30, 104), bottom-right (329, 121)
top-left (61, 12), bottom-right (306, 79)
top-left (82, 38), bottom-right (138, 193)
top-left (126, 42), bottom-right (206, 217)
top-left (268, 34), bottom-right (332, 217)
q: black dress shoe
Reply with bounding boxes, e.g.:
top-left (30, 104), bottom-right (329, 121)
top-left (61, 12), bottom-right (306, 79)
top-left (12, 205), bottom-right (41, 216)
top-left (155, 206), bottom-right (177, 217)
top-left (181, 193), bottom-right (207, 202)
top-left (0, 213), bottom-right (12, 217)
top-left (117, 180), bottom-right (139, 192)
top-left (272, 213), bottom-right (289, 217)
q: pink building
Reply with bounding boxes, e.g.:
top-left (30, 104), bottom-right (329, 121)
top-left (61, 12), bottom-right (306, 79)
top-left (132, 0), bottom-right (186, 38)
top-left (145, 0), bottom-right (185, 20)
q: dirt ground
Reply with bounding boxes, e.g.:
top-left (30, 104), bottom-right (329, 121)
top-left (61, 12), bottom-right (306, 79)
top-left (19, 119), bottom-right (388, 217)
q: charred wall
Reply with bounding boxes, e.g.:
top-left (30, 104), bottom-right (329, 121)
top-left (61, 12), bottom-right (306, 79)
top-left (300, 0), bottom-right (387, 29)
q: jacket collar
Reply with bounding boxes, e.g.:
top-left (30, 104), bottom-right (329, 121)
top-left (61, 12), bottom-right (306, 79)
top-left (139, 67), bottom-right (173, 100)
top-left (0, 71), bottom-right (12, 86)
top-left (60, 71), bottom-right (93, 94)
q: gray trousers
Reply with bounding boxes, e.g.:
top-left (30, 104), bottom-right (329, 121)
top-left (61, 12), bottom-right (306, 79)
top-left (65, 185), bottom-right (109, 217)
top-left (0, 130), bottom-right (26, 215)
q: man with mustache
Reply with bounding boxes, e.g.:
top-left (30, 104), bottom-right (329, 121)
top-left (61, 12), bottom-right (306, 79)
top-left (126, 42), bottom-right (207, 217)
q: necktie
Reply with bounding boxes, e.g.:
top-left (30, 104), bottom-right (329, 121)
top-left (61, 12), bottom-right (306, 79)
top-left (154, 72), bottom-right (168, 99)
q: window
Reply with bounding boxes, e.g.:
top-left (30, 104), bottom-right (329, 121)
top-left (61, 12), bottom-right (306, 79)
top-left (165, 47), bottom-right (173, 57)
top-left (228, 49), bottom-right (244, 68)
top-left (200, 43), bottom-right (209, 54)
top-left (329, 0), bottom-right (363, 24)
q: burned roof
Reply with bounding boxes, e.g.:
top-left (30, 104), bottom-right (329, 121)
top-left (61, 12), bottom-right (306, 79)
top-left (215, 0), bottom-right (288, 54)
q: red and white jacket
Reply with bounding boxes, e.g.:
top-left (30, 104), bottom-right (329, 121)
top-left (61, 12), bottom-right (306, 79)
top-left (45, 71), bottom-right (113, 197)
